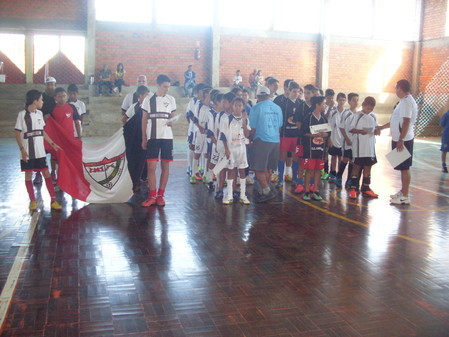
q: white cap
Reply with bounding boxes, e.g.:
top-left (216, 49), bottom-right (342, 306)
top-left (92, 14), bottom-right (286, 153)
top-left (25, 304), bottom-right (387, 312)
top-left (257, 86), bottom-right (270, 96)
top-left (45, 76), bottom-right (56, 84)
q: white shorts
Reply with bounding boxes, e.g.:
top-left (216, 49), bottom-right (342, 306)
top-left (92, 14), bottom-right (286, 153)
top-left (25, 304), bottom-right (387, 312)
top-left (210, 143), bottom-right (220, 165)
top-left (226, 145), bottom-right (248, 169)
top-left (194, 132), bottom-right (207, 155)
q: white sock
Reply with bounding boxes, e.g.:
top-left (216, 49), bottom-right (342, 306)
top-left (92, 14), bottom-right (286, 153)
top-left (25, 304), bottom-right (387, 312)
top-left (285, 165), bottom-right (292, 176)
top-left (188, 149), bottom-right (193, 172)
top-left (226, 179), bottom-right (233, 197)
top-left (206, 168), bottom-right (213, 181)
top-left (193, 158), bottom-right (199, 175)
top-left (240, 177), bottom-right (246, 197)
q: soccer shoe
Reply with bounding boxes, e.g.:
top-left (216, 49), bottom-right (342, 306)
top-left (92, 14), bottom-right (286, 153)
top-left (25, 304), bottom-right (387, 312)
top-left (189, 176), bottom-right (197, 184)
top-left (29, 200), bottom-right (38, 211)
top-left (223, 194), bottom-right (234, 205)
top-left (33, 172), bottom-right (42, 185)
top-left (246, 175), bottom-right (255, 185)
top-left (362, 189), bottom-right (379, 198)
top-left (50, 201), bottom-right (62, 210)
top-left (202, 175), bottom-right (210, 184)
top-left (270, 173), bottom-right (279, 183)
top-left (275, 181), bottom-right (283, 188)
top-left (390, 191), bottom-right (403, 199)
top-left (303, 192), bottom-right (311, 201)
top-left (207, 181), bottom-right (215, 191)
top-left (141, 196), bottom-right (157, 207)
top-left (195, 173), bottom-right (203, 181)
top-left (321, 172), bottom-right (329, 180)
top-left (311, 191), bottom-right (323, 201)
top-left (156, 195), bottom-right (166, 206)
top-left (443, 166), bottom-right (448, 173)
top-left (349, 189), bottom-right (358, 199)
top-left (390, 196), bottom-right (411, 205)
top-left (335, 177), bottom-right (342, 188)
top-left (214, 190), bottom-right (224, 199)
top-left (284, 174), bottom-right (293, 182)
top-left (240, 195), bottom-right (251, 205)
top-left (294, 184), bottom-right (304, 193)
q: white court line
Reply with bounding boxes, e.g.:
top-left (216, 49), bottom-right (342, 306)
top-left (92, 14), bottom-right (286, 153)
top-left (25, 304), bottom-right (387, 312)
top-left (0, 210), bottom-right (40, 330)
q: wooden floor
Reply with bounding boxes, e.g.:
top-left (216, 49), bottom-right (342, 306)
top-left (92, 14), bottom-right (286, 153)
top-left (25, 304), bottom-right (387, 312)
top-left (0, 135), bottom-right (448, 337)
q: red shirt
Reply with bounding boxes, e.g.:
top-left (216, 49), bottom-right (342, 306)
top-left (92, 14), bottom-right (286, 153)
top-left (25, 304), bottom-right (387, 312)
top-left (52, 103), bottom-right (80, 136)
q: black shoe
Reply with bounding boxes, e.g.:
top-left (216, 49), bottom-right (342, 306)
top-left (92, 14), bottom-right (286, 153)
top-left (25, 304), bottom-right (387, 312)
top-left (215, 190), bottom-right (223, 199)
top-left (255, 190), bottom-right (277, 203)
top-left (443, 166), bottom-right (448, 173)
top-left (208, 181), bottom-right (215, 191)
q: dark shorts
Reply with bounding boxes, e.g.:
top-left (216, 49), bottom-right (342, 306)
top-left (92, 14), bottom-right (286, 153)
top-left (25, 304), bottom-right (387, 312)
top-left (20, 157), bottom-right (47, 172)
top-left (328, 146), bottom-right (342, 157)
top-left (343, 149), bottom-right (353, 159)
top-left (353, 157), bottom-right (377, 167)
top-left (441, 135), bottom-right (449, 152)
top-left (250, 138), bottom-right (279, 171)
top-left (392, 139), bottom-right (413, 170)
top-left (146, 139), bottom-right (173, 162)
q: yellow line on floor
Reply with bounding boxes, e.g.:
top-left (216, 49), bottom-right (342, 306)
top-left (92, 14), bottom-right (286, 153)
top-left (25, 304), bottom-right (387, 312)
top-left (283, 189), bottom-right (430, 246)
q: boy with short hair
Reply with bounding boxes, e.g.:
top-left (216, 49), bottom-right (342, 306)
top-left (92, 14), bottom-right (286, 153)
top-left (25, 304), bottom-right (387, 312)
top-left (348, 97), bottom-right (379, 198)
top-left (68, 83), bottom-right (87, 138)
top-left (220, 97), bottom-right (251, 205)
top-left (300, 96), bottom-right (330, 201)
top-left (440, 109), bottom-right (449, 173)
top-left (328, 92), bottom-right (346, 183)
top-left (336, 92), bottom-right (359, 189)
top-left (141, 74), bottom-right (176, 207)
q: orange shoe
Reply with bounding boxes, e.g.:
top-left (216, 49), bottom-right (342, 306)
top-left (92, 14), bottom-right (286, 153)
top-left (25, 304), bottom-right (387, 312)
top-left (141, 196), bottom-right (157, 207)
top-left (349, 189), bottom-right (358, 199)
top-left (156, 195), bottom-right (166, 206)
top-left (363, 189), bottom-right (379, 198)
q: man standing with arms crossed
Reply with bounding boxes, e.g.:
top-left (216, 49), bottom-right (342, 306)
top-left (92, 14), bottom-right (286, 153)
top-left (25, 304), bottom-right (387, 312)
top-left (377, 79), bottom-right (418, 205)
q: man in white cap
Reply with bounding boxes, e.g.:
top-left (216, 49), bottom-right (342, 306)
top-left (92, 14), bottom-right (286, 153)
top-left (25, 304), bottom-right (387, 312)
top-left (33, 76), bottom-right (57, 185)
top-left (249, 86), bottom-right (283, 202)
top-left (121, 75), bottom-right (148, 115)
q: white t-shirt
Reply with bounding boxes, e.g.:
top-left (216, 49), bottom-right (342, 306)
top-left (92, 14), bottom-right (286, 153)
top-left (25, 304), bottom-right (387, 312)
top-left (233, 75), bottom-right (242, 85)
top-left (351, 113), bottom-right (376, 158)
top-left (69, 100), bottom-right (86, 137)
top-left (186, 97), bottom-right (197, 136)
top-left (125, 102), bottom-right (138, 119)
top-left (15, 109), bottom-right (46, 159)
top-left (121, 92), bottom-right (135, 111)
top-left (142, 93), bottom-right (176, 140)
top-left (329, 106), bottom-right (343, 148)
top-left (390, 94), bottom-right (418, 141)
top-left (340, 109), bottom-right (358, 150)
top-left (220, 114), bottom-right (248, 148)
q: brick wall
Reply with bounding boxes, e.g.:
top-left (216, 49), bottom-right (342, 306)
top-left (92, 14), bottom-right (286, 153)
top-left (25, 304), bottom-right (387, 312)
top-left (95, 30), bottom-right (211, 87)
top-left (219, 35), bottom-right (317, 88)
top-left (329, 43), bottom-right (414, 93)
top-left (420, 44), bottom-right (449, 94)
top-left (0, 0), bottom-right (87, 21)
top-left (422, 0), bottom-right (448, 40)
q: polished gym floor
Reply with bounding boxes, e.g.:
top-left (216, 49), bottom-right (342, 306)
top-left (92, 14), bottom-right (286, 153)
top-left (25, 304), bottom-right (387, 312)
top-left (0, 135), bottom-right (448, 336)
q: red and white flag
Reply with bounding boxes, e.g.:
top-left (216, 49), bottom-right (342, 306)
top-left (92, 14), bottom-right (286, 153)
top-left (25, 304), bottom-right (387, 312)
top-left (45, 118), bottom-right (133, 203)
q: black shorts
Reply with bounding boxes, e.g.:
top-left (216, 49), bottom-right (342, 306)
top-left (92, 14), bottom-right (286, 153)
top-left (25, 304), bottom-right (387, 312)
top-left (20, 157), bottom-right (47, 172)
top-left (353, 157), bottom-right (377, 167)
top-left (392, 139), bottom-right (413, 170)
top-left (328, 146), bottom-right (342, 157)
top-left (146, 139), bottom-right (173, 162)
top-left (343, 149), bottom-right (352, 159)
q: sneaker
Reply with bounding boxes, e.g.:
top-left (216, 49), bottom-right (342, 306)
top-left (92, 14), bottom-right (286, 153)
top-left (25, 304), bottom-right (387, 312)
top-left (349, 189), bottom-right (358, 199)
top-left (294, 184), bottom-right (304, 194)
top-left (309, 184), bottom-right (315, 192)
top-left (336, 177), bottom-right (342, 188)
top-left (255, 190), bottom-right (277, 203)
top-left (270, 173), bottom-right (279, 183)
top-left (50, 201), bottom-right (62, 210)
top-left (275, 181), bottom-right (283, 188)
top-left (390, 196), bottom-right (411, 205)
top-left (311, 191), bottom-right (323, 201)
top-left (156, 195), bottom-right (165, 206)
top-left (246, 175), bottom-right (255, 185)
top-left (321, 172), bottom-right (329, 180)
top-left (141, 196), bottom-right (157, 207)
top-left (215, 190), bottom-right (224, 199)
top-left (362, 189), bottom-right (379, 198)
top-left (223, 194), bottom-right (234, 205)
top-left (33, 172), bottom-right (42, 185)
top-left (240, 195), bottom-right (251, 205)
top-left (390, 191), bottom-right (403, 199)
top-left (284, 174), bottom-right (293, 182)
top-left (443, 166), bottom-right (448, 173)
top-left (29, 200), bottom-right (38, 211)
top-left (190, 176), bottom-right (197, 184)
top-left (207, 181), bottom-right (215, 191)
top-left (195, 173), bottom-right (203, 181)
top-left (303, 192), bottom-right (311, 201)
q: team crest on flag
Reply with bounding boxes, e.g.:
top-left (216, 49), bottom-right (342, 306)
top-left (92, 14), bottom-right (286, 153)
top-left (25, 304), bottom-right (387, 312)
top-left (83, 152), bottom-right (127, 190)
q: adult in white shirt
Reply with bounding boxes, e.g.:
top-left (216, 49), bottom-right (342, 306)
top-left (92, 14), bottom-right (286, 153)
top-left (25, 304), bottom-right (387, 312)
top-left (121, 75), bottom-right (148, 115)
top-left (377, 80), bottom-right (418, 205)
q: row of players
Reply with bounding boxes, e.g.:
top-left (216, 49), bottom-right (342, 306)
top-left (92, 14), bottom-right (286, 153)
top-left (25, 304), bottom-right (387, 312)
top-left (184, 81), bottom-right (380, 204)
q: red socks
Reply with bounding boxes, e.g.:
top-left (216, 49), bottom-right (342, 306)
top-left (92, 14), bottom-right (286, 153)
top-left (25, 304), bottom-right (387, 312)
top-left (157, 188), bottom-right (165, 197)
top-left (149, 190), bottom-right (157, 199)
top-left (44, 177), bottom-right (56, 202)
top-left (25, 180), bottom-right (36, 201)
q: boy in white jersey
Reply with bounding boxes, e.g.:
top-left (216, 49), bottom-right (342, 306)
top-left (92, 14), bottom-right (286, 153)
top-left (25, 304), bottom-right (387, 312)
top-left (328, 92), bottom-right (346, 183)
top-left (15, 90), bottom-right (62, 211)
top-left (220, 97), bottom-right (250, 205)
top-left (141, 75), bottom-right (176, 207)
top-left (336, 92), bottom-right (359, 189)
top-left (348, 97), bottom-right (379, 199)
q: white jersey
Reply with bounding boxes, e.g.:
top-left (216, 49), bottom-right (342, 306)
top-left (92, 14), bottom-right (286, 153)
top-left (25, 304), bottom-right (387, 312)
top-left (15, 109), bottom-right (46, 160)
top-left (121, 92), bottom-right (136, 112)
top-left (186, 97), bottom-right (198, 139)
top-left (329, 106), bottom-right (344, 148)
top-left (341, 109), bottom-right (358, 151)
top-left (390, 94), bottom-right (418, 141)
top-left (142, 93), bottom-right (176, 140)
top-left (220, 114), bottom-right (249, 169)
top-left (352, 112), bottom-right (377, 158)
top-left (69, 99), bottom-right (86, 137)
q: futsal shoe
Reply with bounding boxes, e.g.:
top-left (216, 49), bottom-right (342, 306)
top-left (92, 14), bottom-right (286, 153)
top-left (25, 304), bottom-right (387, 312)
top-left (240, 195), bottom-right (251, 205)
top-left (348, 189), bottom-right (358, 199)
top-left (390, 195), bottom-right (411, 205)
top-left (50, 201), bottom-right (62, 210)
top-left (275, 181), bottom-right (283, 188)
top-left (189, 176), bottom-right (197, 184)
top-left (311, 191), bottom-right (323, 201)
top-left (294, 184), bottom-right (304, 193)
top-left (222, 194), bottom-right (234, 205)
top-left (321, 171), bottom-right (329, 180)
top-left (141, 196), bottom-right (157, 207)
top-left (156, 195), bottom-right (166, 206)
top-left (29, 200), bottom-right (38, 211)
top-left (214, 189), bottom-right (224, 199)
top-left (270, 173), bottom-right (279, 183)
top-left (390, 191), bottom-right (403, 199)
top-left (195, 173), bottom-right (203, 181)
top-left (362, 189), bottom-right (379, 198)
top-left (443, 166), bottom-right (448, 173)
top-left (284, 174), bottom-right (293, 182)
top-left (303, 192), bottom-right (311, 201)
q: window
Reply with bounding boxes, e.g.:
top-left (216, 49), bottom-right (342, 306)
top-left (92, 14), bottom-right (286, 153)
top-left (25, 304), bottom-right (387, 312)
top-left (0, 33), bottom-right (25, 73)
top-left (220, 0), bottom-right (272, 30)
top-left (328, 0), bottom-right (374, 38)
top-left (156, 0), bottom-right (212, 26)
top-left (95, 0), bottom-right (152, 23)
top-left (273, 0), bottom-right (321, 33)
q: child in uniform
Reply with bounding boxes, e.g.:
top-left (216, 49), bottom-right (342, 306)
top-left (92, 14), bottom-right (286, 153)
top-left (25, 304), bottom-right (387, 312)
top-left (328, 92), bottom-right (346, 183)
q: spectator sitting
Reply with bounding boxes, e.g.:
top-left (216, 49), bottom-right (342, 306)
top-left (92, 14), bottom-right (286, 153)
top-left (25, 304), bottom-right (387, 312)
top-left (114, 63), bottom-right (126, 97)
top-left (98, 64), bottom-right (113, 96)
top-left (184, 65), bottom-right (196, 97)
